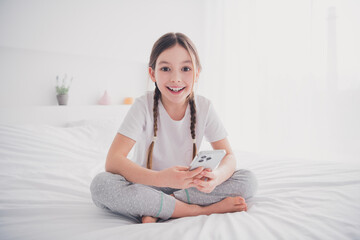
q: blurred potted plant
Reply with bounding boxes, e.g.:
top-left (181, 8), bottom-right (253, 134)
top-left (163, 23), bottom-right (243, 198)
top-left (56, 74), bottom-right (72, 105)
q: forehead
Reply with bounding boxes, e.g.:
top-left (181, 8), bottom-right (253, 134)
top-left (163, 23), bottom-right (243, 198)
top-left (157, 44), bottom-right (192, 64)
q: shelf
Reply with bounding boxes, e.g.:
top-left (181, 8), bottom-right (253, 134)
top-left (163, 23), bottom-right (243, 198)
top-left (0, 105), bottom-right (131, 126)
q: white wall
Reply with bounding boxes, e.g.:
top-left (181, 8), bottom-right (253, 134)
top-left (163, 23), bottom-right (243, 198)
top-left (219, 0), bottom-right (360, 162)
top-left (0, 0), bottom-right (359, 162)
top-left (0, 0), bottom-right (212, 105)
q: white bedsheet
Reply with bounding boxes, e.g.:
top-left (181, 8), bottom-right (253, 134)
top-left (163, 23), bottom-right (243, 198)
top-left (0, 123), bottom-right (359, 240)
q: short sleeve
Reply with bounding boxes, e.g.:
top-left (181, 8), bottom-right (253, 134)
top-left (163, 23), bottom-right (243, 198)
top-left (118, 97), bottom-right (147, 142)
top-left (204, 102), bottom-right (228, 143)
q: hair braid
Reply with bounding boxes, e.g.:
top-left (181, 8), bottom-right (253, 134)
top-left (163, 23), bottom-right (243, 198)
top-left (146, 85), bottom-right (161, 169)
top-left (189, 93), bottom-right (197, 159)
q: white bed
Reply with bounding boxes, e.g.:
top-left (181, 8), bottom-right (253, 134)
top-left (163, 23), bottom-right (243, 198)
top-left (0, 107), bottom-right (359, 240)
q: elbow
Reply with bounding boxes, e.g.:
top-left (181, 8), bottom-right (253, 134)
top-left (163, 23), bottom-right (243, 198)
top-left (104, 162), bottom-right (111, 173)
top-left (226, 152), bottom-right (237, 171)
top-left (105, 153), bottom-right (127, 175)
top-left (104, 161), bottom-right (112, 173)
top-left (105, 156), bottom-right (117, 174)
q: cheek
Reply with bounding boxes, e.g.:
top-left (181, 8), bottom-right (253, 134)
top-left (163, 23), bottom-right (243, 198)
top-left (184, 73), bottom-right (194, 83)
top-left (185, 78), bottom-right (195, 88)
top-left (155, 71), bottom-right (168, 81)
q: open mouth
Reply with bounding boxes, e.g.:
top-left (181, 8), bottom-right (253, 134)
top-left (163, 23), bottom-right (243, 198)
top-left (167, 86), bottom-right (186, 93)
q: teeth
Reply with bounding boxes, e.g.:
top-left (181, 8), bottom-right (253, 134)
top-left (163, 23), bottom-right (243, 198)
top-left (168, 87), bottom-right (185, 92)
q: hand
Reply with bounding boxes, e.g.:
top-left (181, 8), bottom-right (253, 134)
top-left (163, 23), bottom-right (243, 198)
top-left (157, 166), bottom-right (204, 189)
top-left (193, 168), bottom-right (219, 193)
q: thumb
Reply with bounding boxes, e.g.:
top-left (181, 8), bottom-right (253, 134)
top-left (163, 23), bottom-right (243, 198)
top-left (188, 167), bottom-right (204, 177)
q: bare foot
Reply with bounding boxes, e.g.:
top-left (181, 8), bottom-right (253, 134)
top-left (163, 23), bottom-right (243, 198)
top-left (171, 196), bottom-right (247, 219)
top-left (142, 216), bottom-right (158, 223)
top-left (208, 196), bottom-right (248, 214)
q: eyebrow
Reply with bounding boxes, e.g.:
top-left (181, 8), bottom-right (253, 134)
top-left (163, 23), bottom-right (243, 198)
top-left (158, 60), bottom-right (192, 65)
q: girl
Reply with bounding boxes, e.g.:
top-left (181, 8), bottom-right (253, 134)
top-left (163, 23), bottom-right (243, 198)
top-left (90, 32), bottom-right (257, 223)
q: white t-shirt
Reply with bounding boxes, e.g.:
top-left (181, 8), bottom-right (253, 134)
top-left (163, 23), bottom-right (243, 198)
top-left (118, 91), bottom-right (227, 171)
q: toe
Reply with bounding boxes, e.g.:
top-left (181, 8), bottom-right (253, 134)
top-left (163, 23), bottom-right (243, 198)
top-left (235, 203), bottom-right (247, 212)
top-left (236, 196), bottom-right (245, 204)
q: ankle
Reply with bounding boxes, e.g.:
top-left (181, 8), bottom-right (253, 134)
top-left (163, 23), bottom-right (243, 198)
top-left (191, 204), bottom-right (207, 216)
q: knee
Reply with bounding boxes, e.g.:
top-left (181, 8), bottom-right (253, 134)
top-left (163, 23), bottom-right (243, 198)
top-left (90, 172), bottom-right (115, 202)
top-left (232, 169), bottom-right (258, 199)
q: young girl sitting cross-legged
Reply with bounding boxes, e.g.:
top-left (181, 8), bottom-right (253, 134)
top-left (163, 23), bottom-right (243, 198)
top-left (90, 32), bottom-right (258, 223)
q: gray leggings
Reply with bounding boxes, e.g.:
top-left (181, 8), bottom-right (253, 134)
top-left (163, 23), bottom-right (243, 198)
top-left (90, 169), bottom-right (257, 222)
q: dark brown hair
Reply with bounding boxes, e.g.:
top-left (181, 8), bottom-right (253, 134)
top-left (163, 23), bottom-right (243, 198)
top-left (147, 32), bottom-right (202, 169)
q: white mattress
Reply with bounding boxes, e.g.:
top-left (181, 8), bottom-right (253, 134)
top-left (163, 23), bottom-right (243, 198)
top-left (0, 122), bottom-right (359, 240)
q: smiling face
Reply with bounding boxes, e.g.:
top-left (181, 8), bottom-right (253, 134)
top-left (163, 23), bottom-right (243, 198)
top-left (149, 44), bottom-right (199, 109)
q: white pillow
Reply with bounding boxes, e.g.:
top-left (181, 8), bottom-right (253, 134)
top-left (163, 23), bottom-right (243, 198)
top-left (65, 118), bottom-right (122, 151)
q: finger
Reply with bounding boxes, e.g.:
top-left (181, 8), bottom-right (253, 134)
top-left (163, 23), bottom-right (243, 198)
top-left (187, 180), bottom-right (205, 189)
top-left (200, 176), bottom-right (208, 181)
top-left (187, 182), bottom-right (198, 189)
top-left (187, 167), bottom-right (204, 178)
top-left (196, 185), bottom-right (211, 193)
top-left (176, 166), bottom-right (190, 171)
top-left (194, 179), bottom-right (208, 188)
top-left (201, 171), bottom-right (215, 179)
top-left (193, 175), bottom-right (202, 180)
top-left (195, 185), bottom-right (204, 192)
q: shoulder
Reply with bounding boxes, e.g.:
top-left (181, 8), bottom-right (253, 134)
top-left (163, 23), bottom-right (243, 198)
top-left (119, 92), bottom-right (154, 141)
top-left (125, 91), bottom-right (154, 119)
top-left (194, 94), bottom-right (212, 110)
top-left (135, 91), bottom-right (153, 104)
top-left (132, 91), bottom-right (153, 109)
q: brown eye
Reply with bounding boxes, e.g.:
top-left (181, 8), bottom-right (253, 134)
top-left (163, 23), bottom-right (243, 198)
top-left (161, 67), bottom-right (171, 72)
top-left (182, 67), bottom-right (191, 72)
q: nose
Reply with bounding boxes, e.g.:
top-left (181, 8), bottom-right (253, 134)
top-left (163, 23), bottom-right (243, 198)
top-left (171, 70), bottom-right (181, 82)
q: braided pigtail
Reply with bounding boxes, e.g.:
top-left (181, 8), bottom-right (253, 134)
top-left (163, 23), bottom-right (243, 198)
top-left (146, 85), bottom-right (161, 169)
top-left (188, 93), bottom-right (197, 159)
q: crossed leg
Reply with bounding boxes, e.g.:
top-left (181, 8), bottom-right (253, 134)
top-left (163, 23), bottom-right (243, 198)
top-left (142, 169), bottom-right (257, 223)
top-left (142, 194), bottom-right (248, 223)
top-left (90, 169), bottom-right (257, 224)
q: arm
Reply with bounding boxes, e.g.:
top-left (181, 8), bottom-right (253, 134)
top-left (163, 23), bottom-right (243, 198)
top-left (105, 133), bottom-right (203, 188)
top-left (210, 137), bottom-right (236, 185)
top-left (193, 137), bottom-right (236, 193)
top-left (105, 133), bottom-right (159, 186)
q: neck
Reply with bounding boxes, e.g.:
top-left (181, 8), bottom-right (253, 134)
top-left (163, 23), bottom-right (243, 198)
top-left (161, 97), bottom-right (189, 121)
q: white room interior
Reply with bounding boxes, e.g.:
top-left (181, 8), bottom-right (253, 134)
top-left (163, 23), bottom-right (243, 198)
top-left (1, 1), bottom-right (360, 239)
top-left (0, 0), bottom-right (359, 162)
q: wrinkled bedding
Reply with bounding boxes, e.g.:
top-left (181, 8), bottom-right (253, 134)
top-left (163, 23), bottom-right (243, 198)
top-left (0, 123), bottom-right (359, 240)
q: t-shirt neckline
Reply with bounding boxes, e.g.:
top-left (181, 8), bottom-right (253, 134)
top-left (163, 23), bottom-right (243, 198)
top-left (158, 99), bottom-right (190, 122)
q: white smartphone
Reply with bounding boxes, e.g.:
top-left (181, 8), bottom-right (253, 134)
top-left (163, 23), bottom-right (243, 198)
top-left (189, 150), bottom-right (226, 171)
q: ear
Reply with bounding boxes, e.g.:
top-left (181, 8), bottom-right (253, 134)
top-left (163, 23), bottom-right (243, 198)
top-left (149, 67), bottom-right (156, 83)
top-left (194, 69), bottom-right (200, 83)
